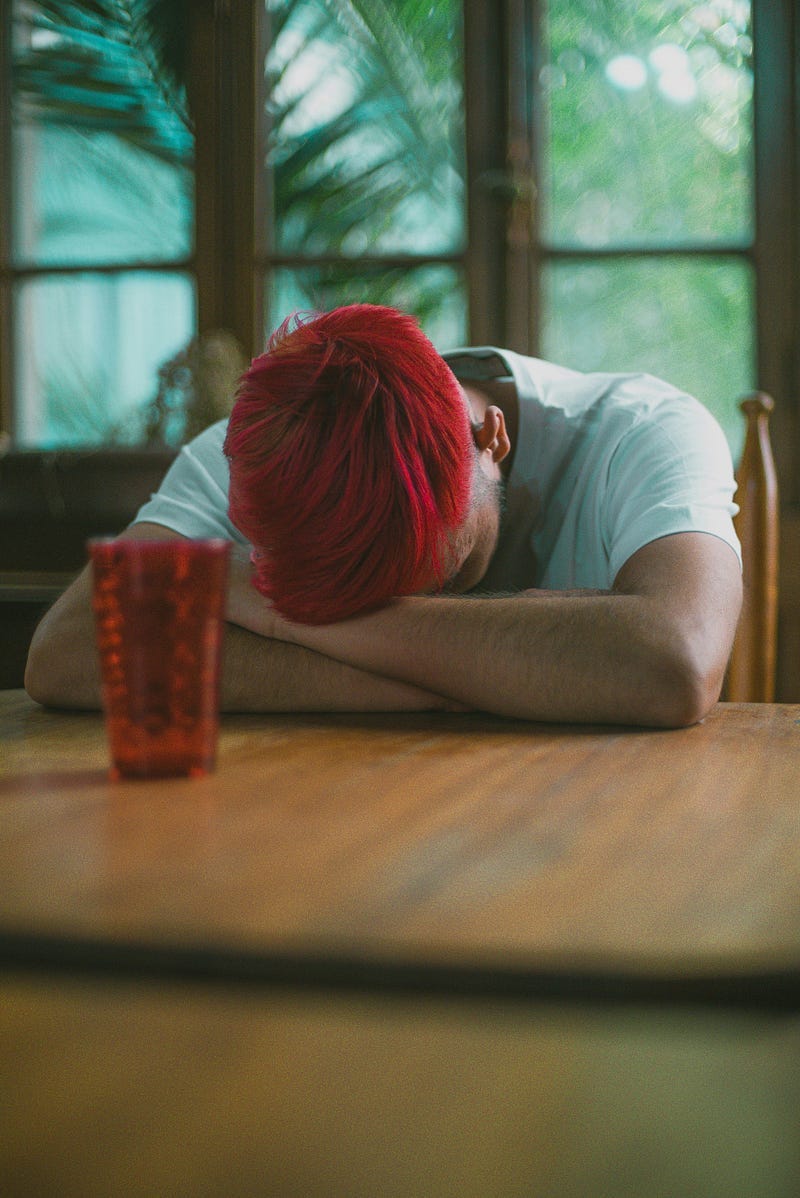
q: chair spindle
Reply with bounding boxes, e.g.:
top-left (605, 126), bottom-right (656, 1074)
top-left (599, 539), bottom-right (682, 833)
top-left (726, 392), bottom-right (779, 702)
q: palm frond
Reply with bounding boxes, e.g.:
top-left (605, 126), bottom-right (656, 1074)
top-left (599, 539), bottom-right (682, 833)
top-left (13, 0), bottom-right (192, 165)
top-left (324, 0), bottom-right (458, 163)
top-left (268, 0), bottom-right (465, 277)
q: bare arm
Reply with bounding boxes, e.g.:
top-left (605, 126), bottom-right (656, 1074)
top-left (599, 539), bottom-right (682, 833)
top-left (23, 523), bottom-right (457, 713)
top-left (231, 533), bottom-right (742, 728)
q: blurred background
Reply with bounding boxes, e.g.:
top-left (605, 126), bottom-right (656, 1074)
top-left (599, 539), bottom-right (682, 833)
top-left (0, 0), bottom-right (798, 694)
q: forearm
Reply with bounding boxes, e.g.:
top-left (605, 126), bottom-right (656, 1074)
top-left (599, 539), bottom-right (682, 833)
top-left (219, 624), bottom-right (460, 712)
top-left (270, 591), bottom-right (721, 727)
top-left (222, 545), bottom-right (455, 711)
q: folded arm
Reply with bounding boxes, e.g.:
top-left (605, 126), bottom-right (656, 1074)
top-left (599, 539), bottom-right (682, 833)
top-left (27, 524), bottom-right (741, 726)
top-left (24, 523), bottom-right (457, 713)
top-left (229, 532), bottom-right (742, 728)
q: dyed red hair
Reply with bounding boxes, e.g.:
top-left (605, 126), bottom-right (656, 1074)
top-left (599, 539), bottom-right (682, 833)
top-left (223, 304), bottom-right (473, 623)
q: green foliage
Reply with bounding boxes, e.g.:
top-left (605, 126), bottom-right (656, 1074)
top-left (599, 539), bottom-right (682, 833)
top-left (12, 0), bottom-right (193, 164)
top-left (538, 0), bottom-right (755, 444)
top-left (265, 0), bottom-right (465, 321)
top-left (14, 0), bottom-right (466, 339)
top-left (543, 0), bottom-right (753, 243)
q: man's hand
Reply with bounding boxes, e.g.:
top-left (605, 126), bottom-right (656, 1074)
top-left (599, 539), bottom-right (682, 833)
top-left (225, 544), bottom-right (276, 635)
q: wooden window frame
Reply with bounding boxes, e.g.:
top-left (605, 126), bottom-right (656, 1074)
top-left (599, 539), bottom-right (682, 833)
top-left (254, 1), bottom-right (470, 343)
top-left (2, 1), bottom-right (796, 444)
top-left (464, 0), bottom-right (799, 471)
top-left (0, 0), bottom-right (204, 444)
top-left (0, 0), bottom-right (14, 440)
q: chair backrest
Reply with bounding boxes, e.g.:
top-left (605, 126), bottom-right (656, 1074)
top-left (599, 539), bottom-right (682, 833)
top-left (725, 393), bottom-right (779, 702)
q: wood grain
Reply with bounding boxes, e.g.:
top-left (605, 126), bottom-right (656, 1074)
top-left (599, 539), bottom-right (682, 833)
top-left (2, 692), bottom-right (800, 976)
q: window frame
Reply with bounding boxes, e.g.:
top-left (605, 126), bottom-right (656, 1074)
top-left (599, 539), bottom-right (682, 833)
top-left (3, 1), bottom-right (794, 458)
top-left (0, 0), bottom-right (206, 446)
top-left (465, 2), bottom-right (798, 467)
top-left (464, 0), bottom-right (799, 703)
top-left (255, 0), bottom-right (471, 348)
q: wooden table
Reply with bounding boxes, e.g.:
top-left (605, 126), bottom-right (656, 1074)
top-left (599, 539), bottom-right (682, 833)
top-left (2, 692), bottom-right (800, 1196)
top-left (2, 691), bottom-right (800, 999)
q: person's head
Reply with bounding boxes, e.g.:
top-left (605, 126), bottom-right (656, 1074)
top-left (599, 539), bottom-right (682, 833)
top-left (224, 304), bottom-right (506, 623)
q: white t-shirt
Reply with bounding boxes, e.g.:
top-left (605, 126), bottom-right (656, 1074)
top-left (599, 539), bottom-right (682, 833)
top-left (134, 347), bottom-right (741, 591)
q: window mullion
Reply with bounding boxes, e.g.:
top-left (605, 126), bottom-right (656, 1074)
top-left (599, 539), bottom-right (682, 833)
top-left (463, 0), bottom-right (512, 346)
top-left (464, 0), bottom-right (539, 352)
top-left (190, 0), bottom-right (260, 361)
top-left (504, 0), bottom-right (538, 354)
top-left (0, 0), bottom-right (13, 439)
top-left (752, 0), bottom-right (799, 504)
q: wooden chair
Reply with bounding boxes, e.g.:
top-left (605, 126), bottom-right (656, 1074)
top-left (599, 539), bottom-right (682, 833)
top-left (725, 393), bottom-right (779, 702)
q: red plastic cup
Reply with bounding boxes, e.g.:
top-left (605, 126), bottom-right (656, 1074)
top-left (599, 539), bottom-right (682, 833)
top-left (89, 538), bottom-right (230, 780)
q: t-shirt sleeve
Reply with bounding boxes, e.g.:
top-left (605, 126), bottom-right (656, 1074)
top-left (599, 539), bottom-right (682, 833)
top-left (133, 421), bottom-right (248, 544)
top-left (603, 396), bottom-right (742, 580)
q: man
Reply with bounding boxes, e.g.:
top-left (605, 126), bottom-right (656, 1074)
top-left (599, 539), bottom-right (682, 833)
top-left (25, 303), bottom-right (742, 726)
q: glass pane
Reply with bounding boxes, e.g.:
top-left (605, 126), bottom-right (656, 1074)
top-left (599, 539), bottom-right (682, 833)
top-left (268, 264), bottom-right (468, 351)
top-left (541, 258), bottom-right (754, 456)
top-left (541, 1), bottom-right (754, 247)
top-left (265, 0), bottom-right (465, 256)
top-left (11, 1), bottom-right (193, 265)
top-left (14, 273), bottom-right (195, 448)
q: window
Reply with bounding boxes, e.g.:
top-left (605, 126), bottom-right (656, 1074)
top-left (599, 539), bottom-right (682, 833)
top-left (2, 0), bottom-right (794, 462)
top-left (1, 0), bottom-right (473, 446)
top-left (2, 0), bottom-right (196, 447)
top-left (539, 0), bottom-right (755, 454)
top-left (262, 0), bottom-right (468, 348)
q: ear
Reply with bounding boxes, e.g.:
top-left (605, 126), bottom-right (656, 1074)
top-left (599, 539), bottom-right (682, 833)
top-left (473, 405), bottom-right (511, 464)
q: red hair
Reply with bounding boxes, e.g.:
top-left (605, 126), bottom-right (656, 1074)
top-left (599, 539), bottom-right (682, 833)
top-left (223, 304), bottom-right (473, 623)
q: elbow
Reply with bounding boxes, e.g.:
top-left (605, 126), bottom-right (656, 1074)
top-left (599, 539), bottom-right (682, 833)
top-left (25, 647), bottom-right (86, 710)
top-left (24, 634), bottom-right (58, 707)
top-left (652, 675), bottom-right (719, 730)
top-left (24, 619), bottom-right (98, 710)
top-left (644, 642), bottom-right (724, 729)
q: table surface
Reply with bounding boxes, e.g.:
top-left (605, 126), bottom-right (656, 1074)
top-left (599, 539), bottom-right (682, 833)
top-left (3, 691), bottom-right (800, 1197)
top-left (2, 690), bottom-right (800, 993)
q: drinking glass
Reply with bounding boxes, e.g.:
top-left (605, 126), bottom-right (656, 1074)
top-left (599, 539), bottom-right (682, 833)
top-left (89, 537), bottom-right (230, 779)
